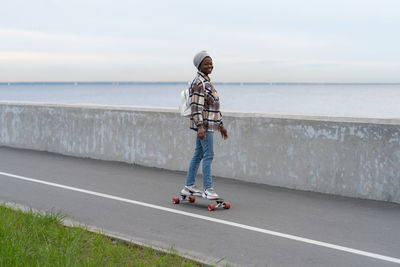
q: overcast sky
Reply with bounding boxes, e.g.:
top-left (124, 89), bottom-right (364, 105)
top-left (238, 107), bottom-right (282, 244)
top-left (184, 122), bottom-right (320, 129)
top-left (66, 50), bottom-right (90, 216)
top-left (1, 0), bottom-right (399, 82)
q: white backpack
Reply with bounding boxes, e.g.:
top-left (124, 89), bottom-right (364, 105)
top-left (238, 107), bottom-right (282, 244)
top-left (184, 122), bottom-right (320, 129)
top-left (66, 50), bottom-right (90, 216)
top-left (179, 77), bottom-right (205, 117)
top-left (179, 86), bottom-right (192, 117)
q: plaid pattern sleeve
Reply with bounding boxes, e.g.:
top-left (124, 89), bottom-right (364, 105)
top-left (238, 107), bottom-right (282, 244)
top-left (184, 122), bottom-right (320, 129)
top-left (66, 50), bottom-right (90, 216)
top-left (190, 78), bottom-right (205, 127)
top-left (190, 71), bottom-right (223, 132)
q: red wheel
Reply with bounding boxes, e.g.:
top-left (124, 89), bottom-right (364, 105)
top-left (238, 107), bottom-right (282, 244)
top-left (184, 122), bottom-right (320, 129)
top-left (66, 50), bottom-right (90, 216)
top-left (223, 202), bottom-right (231, 209)
top-left (208, 204), bottom-right (215, 211)
top-left (172, 197), bottom-right (180, 204)
top-left (188, 196), bottom-right (196, 203)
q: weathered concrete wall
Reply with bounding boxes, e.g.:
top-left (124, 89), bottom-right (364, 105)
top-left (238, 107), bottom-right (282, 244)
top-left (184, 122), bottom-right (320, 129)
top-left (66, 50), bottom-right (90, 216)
top-left (1, 102), bottom-right (399, 203)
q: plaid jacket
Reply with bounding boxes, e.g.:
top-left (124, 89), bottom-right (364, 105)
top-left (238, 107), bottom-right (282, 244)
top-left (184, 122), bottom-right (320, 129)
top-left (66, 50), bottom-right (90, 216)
top-left (190, 71), bottom-right (223, 132)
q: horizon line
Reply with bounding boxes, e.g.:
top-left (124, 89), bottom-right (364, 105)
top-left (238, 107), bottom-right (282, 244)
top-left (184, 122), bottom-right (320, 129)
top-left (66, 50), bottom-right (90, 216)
top-left (1, 81), bottom-right (400, 86)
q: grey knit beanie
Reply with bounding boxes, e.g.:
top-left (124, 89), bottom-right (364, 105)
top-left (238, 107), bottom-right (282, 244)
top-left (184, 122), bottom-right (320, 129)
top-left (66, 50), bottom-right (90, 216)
top-left (193, 50), bottom-right (211, 69)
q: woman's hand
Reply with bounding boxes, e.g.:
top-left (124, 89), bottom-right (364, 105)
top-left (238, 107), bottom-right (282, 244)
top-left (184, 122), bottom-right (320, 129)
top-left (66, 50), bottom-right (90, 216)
top-left (198, 125), bottom-right (206, 140)
top-left (220, 125), bottom-right (228, 140)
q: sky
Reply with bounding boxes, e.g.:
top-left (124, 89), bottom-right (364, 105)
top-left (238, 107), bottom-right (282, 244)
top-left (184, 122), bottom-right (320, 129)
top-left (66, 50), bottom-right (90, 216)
top-left (1, 0), bottom-right (399, 83)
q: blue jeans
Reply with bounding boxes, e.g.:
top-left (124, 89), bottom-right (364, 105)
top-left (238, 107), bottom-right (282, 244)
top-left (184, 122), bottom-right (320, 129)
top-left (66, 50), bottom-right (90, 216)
top-left (186, 131), bottom-right (214, 189)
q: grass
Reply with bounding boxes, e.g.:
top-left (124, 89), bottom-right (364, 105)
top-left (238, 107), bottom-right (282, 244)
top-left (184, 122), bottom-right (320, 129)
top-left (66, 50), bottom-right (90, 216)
top-left (0, 204), bottom-right (205, 267)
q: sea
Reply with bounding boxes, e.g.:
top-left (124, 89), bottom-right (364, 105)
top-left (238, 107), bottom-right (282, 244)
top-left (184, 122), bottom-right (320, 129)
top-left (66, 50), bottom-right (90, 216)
top-left (1, 82), bottom-right (400, 118)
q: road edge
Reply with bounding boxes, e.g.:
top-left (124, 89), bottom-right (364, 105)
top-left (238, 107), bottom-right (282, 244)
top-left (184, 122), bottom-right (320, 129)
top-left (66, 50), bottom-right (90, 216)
top-left (1, 201), bottom-right (234, 267)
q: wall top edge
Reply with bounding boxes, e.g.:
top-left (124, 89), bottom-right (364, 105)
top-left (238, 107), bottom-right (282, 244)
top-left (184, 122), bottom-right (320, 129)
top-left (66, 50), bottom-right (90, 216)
top-left (1, 101), bottom-right (399, 125)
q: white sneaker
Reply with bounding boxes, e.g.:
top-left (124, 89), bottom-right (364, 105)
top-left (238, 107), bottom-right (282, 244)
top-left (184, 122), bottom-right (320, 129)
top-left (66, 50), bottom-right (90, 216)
top-left (203, 188), bottom-right (219, 199)
top-left (181, 185), bottom-right (203, 196)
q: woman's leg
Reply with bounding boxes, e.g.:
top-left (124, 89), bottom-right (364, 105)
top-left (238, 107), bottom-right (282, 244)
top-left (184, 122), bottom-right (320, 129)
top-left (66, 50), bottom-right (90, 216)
top-left (185, 135), bottom-right (203, 186)
top-left (200, 131), bottom-right (214, 189)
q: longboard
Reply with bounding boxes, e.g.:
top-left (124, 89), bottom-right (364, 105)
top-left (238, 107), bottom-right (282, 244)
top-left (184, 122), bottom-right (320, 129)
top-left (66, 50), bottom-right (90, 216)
top-left (172, 193), bottom-right (231, 211)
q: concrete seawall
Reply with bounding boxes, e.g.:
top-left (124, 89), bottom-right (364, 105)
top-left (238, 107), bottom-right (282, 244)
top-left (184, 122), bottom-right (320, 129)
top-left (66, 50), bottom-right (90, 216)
top-left (1, 102), bottom-right (399, 203)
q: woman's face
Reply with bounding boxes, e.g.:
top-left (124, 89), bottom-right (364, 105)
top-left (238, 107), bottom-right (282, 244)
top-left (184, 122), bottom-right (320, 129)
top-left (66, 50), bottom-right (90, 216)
top-left (199, 57), bottom-right (213, 75)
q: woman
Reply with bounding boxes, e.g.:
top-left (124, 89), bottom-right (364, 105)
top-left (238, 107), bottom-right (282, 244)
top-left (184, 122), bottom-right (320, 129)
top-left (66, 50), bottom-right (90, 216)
top-left (181, 51), bottom-right (228, 199)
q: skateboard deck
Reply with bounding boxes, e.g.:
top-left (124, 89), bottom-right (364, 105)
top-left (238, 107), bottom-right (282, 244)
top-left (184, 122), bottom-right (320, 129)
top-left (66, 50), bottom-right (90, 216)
top-left (172, 193), bottom-right (231, 211)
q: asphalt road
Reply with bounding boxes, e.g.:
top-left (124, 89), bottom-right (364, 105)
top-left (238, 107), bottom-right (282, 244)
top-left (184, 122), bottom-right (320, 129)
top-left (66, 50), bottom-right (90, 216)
top-left (0, 146), bottom-right (399, 267)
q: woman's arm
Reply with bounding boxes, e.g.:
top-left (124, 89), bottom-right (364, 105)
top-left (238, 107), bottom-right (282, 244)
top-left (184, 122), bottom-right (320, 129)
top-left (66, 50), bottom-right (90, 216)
top-left (191, 80), bottom-right (206, 140)
top-left (220, 124), bottom-right (228, 139)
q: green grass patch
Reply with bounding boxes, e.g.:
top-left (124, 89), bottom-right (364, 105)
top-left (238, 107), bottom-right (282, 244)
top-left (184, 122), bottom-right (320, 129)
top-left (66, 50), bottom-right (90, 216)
top-left (0, 204), bottom-right (205, 266)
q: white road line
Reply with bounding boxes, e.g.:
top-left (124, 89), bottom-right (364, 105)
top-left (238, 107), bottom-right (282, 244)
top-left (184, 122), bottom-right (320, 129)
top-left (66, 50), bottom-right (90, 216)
top-left (1, 170), bottom-right (399, 265)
